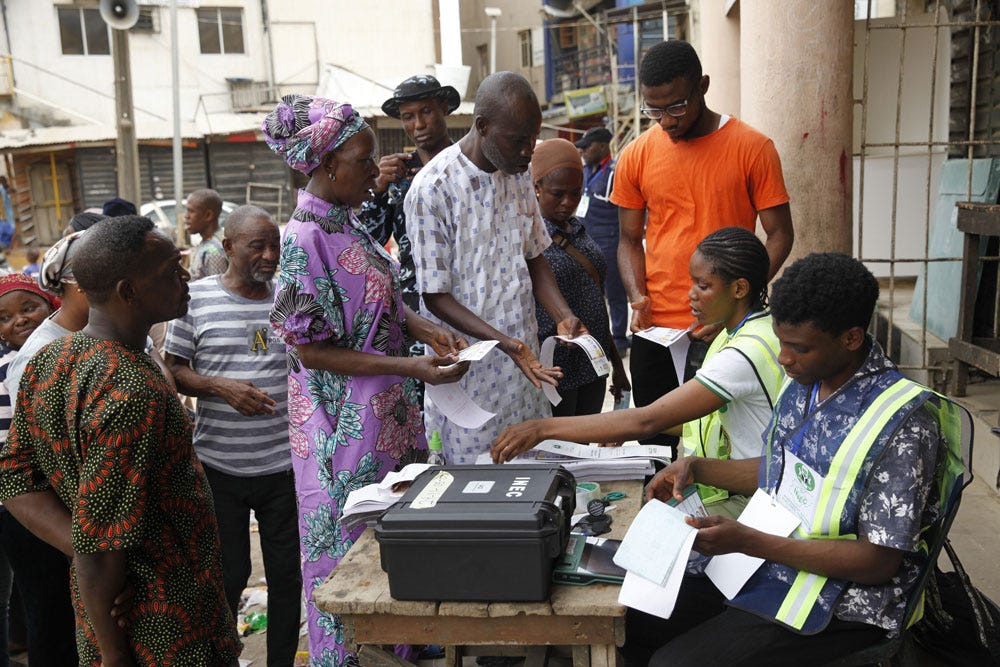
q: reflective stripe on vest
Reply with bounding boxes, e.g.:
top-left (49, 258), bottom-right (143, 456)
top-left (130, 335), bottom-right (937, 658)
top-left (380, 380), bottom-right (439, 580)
top-left (682, 315), bottom-right (783, 461)
top-left (773, 377), bottom-right (926, 630)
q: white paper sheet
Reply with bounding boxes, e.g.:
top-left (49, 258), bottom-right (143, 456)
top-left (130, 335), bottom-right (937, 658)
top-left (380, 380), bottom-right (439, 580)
top-left (613, 500), bottom-right (697, 586)
top-left (440, 339), bottom-right (500, 369)
top-left (634, 326), bottom-right (688, 347)
top-left (617, 528), bottom-right (697, 619)
top-left (635, 327), bottom-right (690, 385)
top-left (705, 488), bottom-right (801, 599)
top-left (455, 339), bottom-right (499, 362)
top-left (376, 463), bottom-right (434, 491)
top-left (534, 439), bottom-right (672, 463)
top-left (538, 334), bottom-right (612, 405)
top-left (425, 382), bottom-right (496, 428)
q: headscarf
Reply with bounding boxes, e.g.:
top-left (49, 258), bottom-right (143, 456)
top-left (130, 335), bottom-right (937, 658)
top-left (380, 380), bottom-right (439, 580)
top-left (0, 273), bottom-right (60, 311)
top-left (68, 211), bottom-right (106, 233)
top-left (530, 138), bottom-right (584, 183)
top-left (39, 231), bottom-right (86, 296)
top-left (262, 95), bottom-right (368, 175)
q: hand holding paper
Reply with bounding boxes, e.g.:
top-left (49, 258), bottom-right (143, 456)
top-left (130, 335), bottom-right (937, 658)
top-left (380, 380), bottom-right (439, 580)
top-left (539, 334), bottom-right (612, 405)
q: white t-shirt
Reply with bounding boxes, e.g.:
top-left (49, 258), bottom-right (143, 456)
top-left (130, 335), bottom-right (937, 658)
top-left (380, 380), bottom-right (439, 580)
top-left (694, 347), bottom-right (774, 460)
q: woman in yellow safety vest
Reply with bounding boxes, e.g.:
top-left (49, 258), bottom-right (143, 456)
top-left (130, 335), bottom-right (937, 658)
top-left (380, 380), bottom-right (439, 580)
top-left (491, 226), bottom-right (784, 510)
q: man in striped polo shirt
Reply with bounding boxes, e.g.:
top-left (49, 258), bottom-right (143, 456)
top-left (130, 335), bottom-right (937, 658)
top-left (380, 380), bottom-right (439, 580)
top-left (164, 205), bottom-right (300, 666)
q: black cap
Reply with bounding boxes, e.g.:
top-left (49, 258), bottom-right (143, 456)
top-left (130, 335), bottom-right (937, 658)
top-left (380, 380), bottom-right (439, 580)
top-left (574, 127), bottom-right (613, 148)
top-left (381, 75), bottom-right (461, 119)
top-left (102, 197), bottom-right (137, 217)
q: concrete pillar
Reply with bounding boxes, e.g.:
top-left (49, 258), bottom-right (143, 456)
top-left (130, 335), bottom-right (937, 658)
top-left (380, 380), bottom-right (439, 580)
top-left (740, 2), bottom-right (854, 260)
top-left (694, 0), bottom-right (741, 116)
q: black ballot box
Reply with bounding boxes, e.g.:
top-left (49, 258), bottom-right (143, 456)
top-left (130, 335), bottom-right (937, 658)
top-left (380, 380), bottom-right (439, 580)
top-left (375, 465), bottom-right (576, 601)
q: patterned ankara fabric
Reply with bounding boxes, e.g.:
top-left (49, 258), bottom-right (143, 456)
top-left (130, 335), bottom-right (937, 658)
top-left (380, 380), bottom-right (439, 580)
top-left (405, 143), bottom-right (553, 463)
top-left (188, 231), bottom-right (228, 281)
top-left (0, 333), bottom-right (241, 666)
top-left (262, 95), bottom-right (367, 174)
top-left (270, 189), bottom-right (424, 665)
top-left (535, 217), bottom-right (612, 392)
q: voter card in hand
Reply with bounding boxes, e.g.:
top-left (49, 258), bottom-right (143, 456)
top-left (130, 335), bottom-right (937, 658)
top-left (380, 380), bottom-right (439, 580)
top-left (556, 334), bottom-right (612, 376)
top-left (666, 484), bottom-right (709, 518)
top-left (442, 339), bottom-right (499, 368)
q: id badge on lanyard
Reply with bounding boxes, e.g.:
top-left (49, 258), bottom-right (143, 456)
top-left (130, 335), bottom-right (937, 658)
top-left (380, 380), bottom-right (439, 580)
top-left (775, 450), bottom-right (825, 530)
top-left (576, 194), bottom-right (591, 218)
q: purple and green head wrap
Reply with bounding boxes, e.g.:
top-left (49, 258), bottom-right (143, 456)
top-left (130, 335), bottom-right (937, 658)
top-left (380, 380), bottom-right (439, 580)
top-left (262, 95), bottom-right (368, 175)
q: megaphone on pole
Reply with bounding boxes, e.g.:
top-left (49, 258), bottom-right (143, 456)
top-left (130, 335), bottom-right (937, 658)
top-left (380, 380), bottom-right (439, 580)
top-left (99, 0), bottom-right (140, 30)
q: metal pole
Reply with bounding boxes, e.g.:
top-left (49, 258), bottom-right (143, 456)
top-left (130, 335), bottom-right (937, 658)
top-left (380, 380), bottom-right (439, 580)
top-left (111, 27), bottom-right (140, 205)
top-left (490, 16), bottom-right (497, 74)
top-left (170, 0), bottom-right (184, 246)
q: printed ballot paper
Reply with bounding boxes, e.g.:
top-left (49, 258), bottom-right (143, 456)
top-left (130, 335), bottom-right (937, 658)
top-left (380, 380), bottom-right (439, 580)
top-left (425, 340), bottom-right (501, 428)
top-left (614, 500), bottom-right (697, 618)
top-left (634, 326), bottom-right (689, 386)
top-left (704, 488), bottom-right (800, 598)
top-left (539, 334), bottom-right (612, 405)
top-left (613, 488), bottom-right (801, 618)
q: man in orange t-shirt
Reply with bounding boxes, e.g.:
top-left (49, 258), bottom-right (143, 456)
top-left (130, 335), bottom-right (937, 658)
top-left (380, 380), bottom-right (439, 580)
top-left (611, 39), bottom-right (793, 451)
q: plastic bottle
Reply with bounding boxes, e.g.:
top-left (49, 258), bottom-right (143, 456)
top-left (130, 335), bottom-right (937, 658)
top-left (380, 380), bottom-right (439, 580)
top-left (243, 611), bottom-right (268, 635)
top-left (427, 430), bottom-right (446, 466)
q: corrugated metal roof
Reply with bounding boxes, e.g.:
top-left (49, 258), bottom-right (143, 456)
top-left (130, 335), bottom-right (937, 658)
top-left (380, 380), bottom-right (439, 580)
top-left (0, 112), bottom-right (270, 151)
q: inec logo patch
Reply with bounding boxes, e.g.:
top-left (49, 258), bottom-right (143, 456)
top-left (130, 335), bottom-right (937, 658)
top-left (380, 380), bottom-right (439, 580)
top-left (794, 462), bottom-right (815, 491)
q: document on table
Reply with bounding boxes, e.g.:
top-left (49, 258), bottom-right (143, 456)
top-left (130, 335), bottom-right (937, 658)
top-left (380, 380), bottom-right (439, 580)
top-left (614, 499), bottom-right (698, 619)
top-left (539, 334), bottom-right (612, 405)
top-left (704, 488), bottom-right (801, 599)
top-left (426, 340), bottom-right (502, 428)
top-left (634, 327), bottom-right (690, 386)
top-left (534, 439), bottom-right (673, 463)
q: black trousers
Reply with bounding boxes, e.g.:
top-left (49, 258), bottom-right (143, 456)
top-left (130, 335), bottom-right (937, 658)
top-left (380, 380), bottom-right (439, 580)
top-left (0, 509), bottom-right (77, 666)
top-left (624, 576), bottom-right (886, 667)
top-left (203, 465), bottom-right (302, 667)
top-left (552, 377), bottom-right (607, 417)
top-left (629, 336), bottom-right (708, 456)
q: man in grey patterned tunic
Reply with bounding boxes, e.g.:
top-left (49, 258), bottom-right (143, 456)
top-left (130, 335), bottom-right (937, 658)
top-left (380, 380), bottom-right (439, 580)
top-left (405, 71), bottom-right (584, 463)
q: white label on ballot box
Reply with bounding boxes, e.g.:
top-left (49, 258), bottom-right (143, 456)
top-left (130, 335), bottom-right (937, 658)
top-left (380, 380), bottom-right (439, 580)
top-left (462, 480), bottom-right (495, 494)
top-left (411, 470), bottom-right (454, 509)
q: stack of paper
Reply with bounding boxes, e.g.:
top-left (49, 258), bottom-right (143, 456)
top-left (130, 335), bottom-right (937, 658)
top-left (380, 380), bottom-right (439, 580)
top-left (612, 489), bottom-right (802, 619)
top-left (476, 439), bottom-right (671, 482)
top-left (340, 463), bottom-right (433, 531)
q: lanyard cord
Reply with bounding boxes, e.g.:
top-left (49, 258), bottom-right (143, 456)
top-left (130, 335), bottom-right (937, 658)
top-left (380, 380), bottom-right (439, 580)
top-left (585, 162), bottom-right (609, 193)
top-left (771, 383), bottom-right (822, 498)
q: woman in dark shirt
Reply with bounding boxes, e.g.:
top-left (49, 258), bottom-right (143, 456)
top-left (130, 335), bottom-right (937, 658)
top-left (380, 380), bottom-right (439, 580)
top-left (531, 138), bottom-right (630, 417)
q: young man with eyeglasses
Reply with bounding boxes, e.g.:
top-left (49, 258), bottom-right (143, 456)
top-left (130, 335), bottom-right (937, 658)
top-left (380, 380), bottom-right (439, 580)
top-left (611, 40), bottom-right (794, 454)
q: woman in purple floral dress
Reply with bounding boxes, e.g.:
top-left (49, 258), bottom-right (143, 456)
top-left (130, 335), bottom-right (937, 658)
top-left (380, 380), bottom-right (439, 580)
top-left (264, 95), bottom-right (468, 666)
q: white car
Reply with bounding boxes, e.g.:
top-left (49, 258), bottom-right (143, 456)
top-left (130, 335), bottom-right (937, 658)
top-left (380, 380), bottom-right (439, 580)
top-left (140, 198), bottom-right (238, 242)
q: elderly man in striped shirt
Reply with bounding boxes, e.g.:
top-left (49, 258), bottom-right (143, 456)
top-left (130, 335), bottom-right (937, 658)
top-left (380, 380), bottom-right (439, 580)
top-left (164, 205), bottom-right (300, 667)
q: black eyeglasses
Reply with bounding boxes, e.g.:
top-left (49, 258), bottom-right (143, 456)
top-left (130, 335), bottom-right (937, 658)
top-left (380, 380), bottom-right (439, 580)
top-left (640, 84), bottom-right (696, 120)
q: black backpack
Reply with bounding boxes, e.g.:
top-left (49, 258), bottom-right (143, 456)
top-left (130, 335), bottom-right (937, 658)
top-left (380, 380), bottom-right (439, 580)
top-left (911, 539), bottom-right (1000, 665)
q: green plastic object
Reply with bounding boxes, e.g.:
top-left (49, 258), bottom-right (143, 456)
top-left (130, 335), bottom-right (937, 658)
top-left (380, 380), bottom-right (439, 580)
top-left (427, 430), bottom-right (446, 465)
top-left (428, 430), bottom-right (443, 452)
top-left (244, 611), bottom-right (268, 634)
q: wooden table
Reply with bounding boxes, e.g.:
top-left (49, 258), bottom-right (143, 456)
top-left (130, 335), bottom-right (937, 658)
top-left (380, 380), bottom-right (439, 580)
top-left (950, 202), bottom-right (1000, 395)
top-left (313, 479), bottom-right (643, 667)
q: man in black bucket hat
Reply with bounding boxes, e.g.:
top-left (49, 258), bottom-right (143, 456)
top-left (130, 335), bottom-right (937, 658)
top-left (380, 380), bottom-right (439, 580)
top-left (359, 75), bottom-right (460, 313)
top-left (359, 74), bottom-right (461, 403)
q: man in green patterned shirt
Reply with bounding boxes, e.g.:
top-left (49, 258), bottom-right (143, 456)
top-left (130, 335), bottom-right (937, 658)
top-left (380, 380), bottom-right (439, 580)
top-left (0, 215), bottom-right (241, 666)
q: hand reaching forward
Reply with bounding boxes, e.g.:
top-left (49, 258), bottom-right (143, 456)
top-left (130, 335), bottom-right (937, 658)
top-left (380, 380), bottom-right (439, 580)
top-left (500, 337), bottom-right (562, 389)
top-left (491, 420), bottom-right (545, 463)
